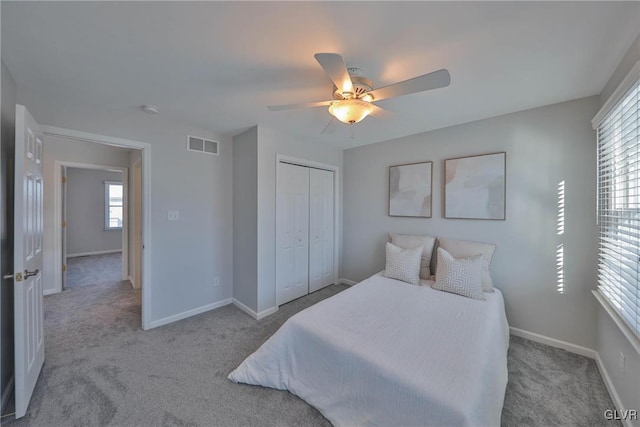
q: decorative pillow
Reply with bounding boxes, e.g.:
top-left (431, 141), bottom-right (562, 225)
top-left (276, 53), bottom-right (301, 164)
top-left (433, 248), bottom-right (484, 300)
top-left (437, 238), bottom-right (496, 292)
top-left (384, 242), bottom-right (423, 285)
top-left (389, 233), bottom-right (436, 279)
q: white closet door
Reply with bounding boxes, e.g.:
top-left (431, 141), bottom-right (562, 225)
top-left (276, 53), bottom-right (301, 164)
top-left (276, 163), bottom-right (310, 305)
top-left (309, 168), bottom-right (334, 293)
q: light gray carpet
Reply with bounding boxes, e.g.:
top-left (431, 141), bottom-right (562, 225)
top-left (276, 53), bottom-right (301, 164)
top-left (2, 282), bottom-right (618, 426)
top-left (66, 253), bottom-right (122, 289)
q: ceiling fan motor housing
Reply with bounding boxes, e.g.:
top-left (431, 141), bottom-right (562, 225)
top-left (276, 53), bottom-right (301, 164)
top-left (333, 74), bottom-right (374, 100)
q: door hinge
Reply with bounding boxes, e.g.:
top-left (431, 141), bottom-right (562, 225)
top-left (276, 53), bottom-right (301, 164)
top-left (62, 176), bottom-right (67, 184)
top-left (62, 220), bottom-right (66, 228)
top-left (62, 264), bottom-right (66, 272)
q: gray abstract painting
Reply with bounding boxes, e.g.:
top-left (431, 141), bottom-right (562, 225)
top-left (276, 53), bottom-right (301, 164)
top-left (445, 152), bottom-right (506, 220)
top-left (389, 162), bottom-right (432, 217)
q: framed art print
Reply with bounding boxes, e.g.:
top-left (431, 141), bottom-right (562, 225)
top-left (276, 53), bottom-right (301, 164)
top-left (389, 161), bottom-right (433, 218)
top-left (444, 152), bottom-right (506, 220)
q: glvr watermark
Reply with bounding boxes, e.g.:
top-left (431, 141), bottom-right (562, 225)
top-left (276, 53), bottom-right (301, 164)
top-left (604, 409), bottom-right (638, 421)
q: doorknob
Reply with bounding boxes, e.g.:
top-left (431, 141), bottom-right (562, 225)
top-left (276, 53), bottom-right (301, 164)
top-left (3, 273), bottom-right (13, 280)
top-left (24, 269), bottom-right (39, 278)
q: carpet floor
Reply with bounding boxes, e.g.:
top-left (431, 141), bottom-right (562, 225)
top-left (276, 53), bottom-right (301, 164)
top-left (66, 253), bottom-right (123, 289)
top-left (2, 282), bottom-right (618, 426)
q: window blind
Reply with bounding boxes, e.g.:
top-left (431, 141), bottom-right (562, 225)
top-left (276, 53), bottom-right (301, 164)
top-left (597, 77), bottom-right (640, 337)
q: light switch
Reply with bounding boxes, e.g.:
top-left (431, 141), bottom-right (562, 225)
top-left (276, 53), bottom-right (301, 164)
top-left (168, 211), bottom-right (180, 221)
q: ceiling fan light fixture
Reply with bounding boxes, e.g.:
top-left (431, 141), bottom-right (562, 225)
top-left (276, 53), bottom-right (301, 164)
top-left (328, 99), bottom-right (374, 124)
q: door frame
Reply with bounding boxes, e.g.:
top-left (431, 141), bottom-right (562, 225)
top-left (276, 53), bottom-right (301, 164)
top-left (55, 161), bottom-right (129, 292)
top-left (275, 154), bottom-right (340, 305)
top-left (41, 125), bottom-right (153, 330)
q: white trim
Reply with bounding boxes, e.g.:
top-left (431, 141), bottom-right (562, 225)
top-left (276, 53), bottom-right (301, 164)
top-left (127, 275), bottom-right (135, 289)
top-left (509, 327), bottom-right (597, 359)
top-left (593, 290), bottom-right (640, 355)
top-left (147, 298), bottom-right (233, 329)
top-left (232, 298), bottom-right (279, 320)
top-left (54, 161), bottom-right (129, 292)
top-left (275, 154), bottom-right (341, 306)
top-left (67, 249), bottom-right (122, 258)
top-left (1, 375), bottom-right (14, 413)
top-left (595, 354), bottom-right (634, 427)
top-left (43, 126), bottom-right (153, 330)
top-left (339, 278), bottom-right (357, 286)
top-left (592, 60), bottom-right (640, 128)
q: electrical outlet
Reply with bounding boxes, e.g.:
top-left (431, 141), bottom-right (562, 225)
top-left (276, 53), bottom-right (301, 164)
top-left (213, 276), bottom-right (220, 287)
top-left (168, 211), bottom-right (180, 221)
top-left (619, 352), bottom-right (625, 374)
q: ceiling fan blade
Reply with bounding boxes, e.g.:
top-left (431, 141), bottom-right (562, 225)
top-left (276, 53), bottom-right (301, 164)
top-left (320, 117), bottom-right (340, 135)
top-left (314, 53), bottom-right (355, 96)
top-left (370, 104), bottom-right (392, 119)
top-left (367, 69), bottom-right (450, 102)
top-left (268, 100), bottom-right (333, 111)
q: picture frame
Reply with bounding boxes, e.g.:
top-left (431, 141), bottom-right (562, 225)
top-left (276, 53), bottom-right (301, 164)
top-left (444, 152), bottom-right (506, 220)
top-left (388, 161), bottom-right (433, 218)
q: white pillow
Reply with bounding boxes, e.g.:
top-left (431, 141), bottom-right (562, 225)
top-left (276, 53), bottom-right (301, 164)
top-left (437, 238), bottom-right (496, 292)
top-left (433, 248), bottom-right (484, 300)
top-left (384, 242), bottom-right (422, 285)
top-left (389, 233), bottom-right (436, 279)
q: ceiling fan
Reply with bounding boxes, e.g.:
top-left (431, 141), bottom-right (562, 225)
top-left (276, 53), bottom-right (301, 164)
top-left (268, 53), bottom-right (450, 134)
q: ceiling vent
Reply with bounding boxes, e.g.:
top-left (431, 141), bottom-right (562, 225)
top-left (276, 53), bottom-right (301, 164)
top-left (187, 135), bottom-right (219, 156)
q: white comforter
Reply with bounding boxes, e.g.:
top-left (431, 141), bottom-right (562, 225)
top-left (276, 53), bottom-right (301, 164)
top-left (228, 273), bottom-right (510, 426)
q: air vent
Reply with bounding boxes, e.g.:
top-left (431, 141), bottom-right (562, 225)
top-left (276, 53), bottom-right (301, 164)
top-left (187, 135), bottom-right (219, 156)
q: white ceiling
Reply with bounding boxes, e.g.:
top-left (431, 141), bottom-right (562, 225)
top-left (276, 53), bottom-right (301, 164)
top-left (2, 1), bottom-right (639, 149)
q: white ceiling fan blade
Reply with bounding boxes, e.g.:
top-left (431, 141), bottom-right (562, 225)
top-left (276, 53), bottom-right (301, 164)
top-left (268, 100), bottom-right (333, 111)
top-left (367, 69), bottom-right (450, 102)
top-left (369, 104), bottom-right (392, 119)
top-left (320, 117), bottom-right (340, 135)
top-left (314, 53), bottom-right (355, 96)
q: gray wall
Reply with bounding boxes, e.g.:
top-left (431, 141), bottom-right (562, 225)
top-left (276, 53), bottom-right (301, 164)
top-left (66, 168), bottom-right (123, 256)
top-left (343, 96), bottom-right (599, 349)
top-left (595, 32), bottom-right (640, 425)
top-left (232, 125), bottom-right (343, 314)
top-left (232, 127), bottom-right (258, 311)
top-left (1, 60), bottom-right (17, 410)
top-left (21, 92), bottom-right (234, 325)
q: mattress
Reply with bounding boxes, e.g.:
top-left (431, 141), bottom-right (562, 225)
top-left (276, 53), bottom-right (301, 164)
top-left (228, 273), bottom-right (510, 426)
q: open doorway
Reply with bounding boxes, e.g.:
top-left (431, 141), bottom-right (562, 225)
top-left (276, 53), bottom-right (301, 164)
top-left (41, 127), bottom-right (151, 329)
top-left (61, 165), bottom-right (128, 291)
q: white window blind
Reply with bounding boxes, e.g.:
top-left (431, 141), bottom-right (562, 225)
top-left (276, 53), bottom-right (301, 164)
top-left (597, 77), bottom-right (640, 337)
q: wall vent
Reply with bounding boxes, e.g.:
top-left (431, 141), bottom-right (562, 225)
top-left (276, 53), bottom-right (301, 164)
top-left (187, 135), bottom-right (219, 155)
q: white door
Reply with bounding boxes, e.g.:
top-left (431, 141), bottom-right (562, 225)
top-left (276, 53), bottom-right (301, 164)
top-left (14, 105), bottom-right (45, 418)
top-left (276, 163), bottom-right (309, 305)
top-left (309, 168), bottom-right (334, 292)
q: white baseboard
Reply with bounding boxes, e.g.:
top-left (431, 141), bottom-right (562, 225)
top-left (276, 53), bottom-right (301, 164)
top-left (127, 275), bottom-right (138, 289)
top-left (509, 327), bottom-right (597, 359)
top-left (232, 298), bottom-right (278, 320)
top-left (43, 289), bottom-right (58, 296)
top-left (67, 249), bottom-right (122, 258)
top-left (339, 278), bottom-right (357, 286)
top-left (1, 375), bottom-right (13, 414)
top-left (595, 354), bottom-right (633, 427)
top-left (147, 298), bottom-right (232, 329)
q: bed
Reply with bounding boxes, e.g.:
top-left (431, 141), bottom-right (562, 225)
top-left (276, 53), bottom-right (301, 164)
top-left (228, 273), bottom-right (510, 426)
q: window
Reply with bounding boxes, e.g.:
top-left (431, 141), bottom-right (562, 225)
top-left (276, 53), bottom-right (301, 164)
top-left (596, 71), bottom-right (640, 338)
top-left (105, 181), bottom-right (123, 230)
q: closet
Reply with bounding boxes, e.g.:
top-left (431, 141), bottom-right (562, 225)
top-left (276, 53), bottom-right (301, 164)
top-left (276, 162), bottom-right (335, 305)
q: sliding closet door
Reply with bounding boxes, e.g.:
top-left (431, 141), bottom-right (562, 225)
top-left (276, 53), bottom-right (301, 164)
top-left (309, 168), bottom-right (334, 293)
top-left (276, 163), bottom-right (310, 305)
